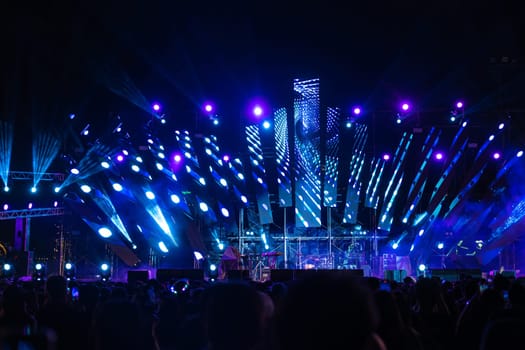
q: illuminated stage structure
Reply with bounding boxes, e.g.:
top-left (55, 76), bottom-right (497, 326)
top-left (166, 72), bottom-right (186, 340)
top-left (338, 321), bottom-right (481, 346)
top-left (1, 79), bottom-right (525, 280)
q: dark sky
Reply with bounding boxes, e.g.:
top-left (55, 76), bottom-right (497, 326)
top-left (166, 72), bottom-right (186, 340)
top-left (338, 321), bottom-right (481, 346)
top-left (1, 0), bottom-right (524, 161)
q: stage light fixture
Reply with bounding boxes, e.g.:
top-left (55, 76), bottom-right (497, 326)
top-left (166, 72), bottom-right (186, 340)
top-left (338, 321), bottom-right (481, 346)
top-left (152, 103), bottom-right (161, 112)
top-left (208, 263), bottom-right (218, 281)
top-left (98, 227), bottom-right (113, 238)
top-left (30, 186), bottom-right (37, 193)
top-left (2, 263), bottom-right (13, 278)
top-left (517, 150), bottom-right (523, 158)
top-left (64, 262), bottom-right (76, 281)
top-left (352, 106), bottom-right (361, 115)
top-left (262, 120), bottom-right (271, 129)
top-left (70, 168), bottom-right (79, 175)
top-left (3, 204), bottom-right (8, 211)
top-left (437, 242), bottom-right (444, 250)
top-left (492, 152), bottom-right (501, 160)
top-left (99, 263), bottom-right (111, 281)
top-left (33, 263), bottom-right (46, 282)
top-left (253, 105), bottom-right (263, 117)
top-left (456, 101), bottom-right (464, 109)
top-left (3, 186), bottom-right (9, 192)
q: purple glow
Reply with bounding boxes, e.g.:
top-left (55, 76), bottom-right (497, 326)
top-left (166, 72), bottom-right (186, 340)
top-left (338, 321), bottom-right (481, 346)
top-left (353, 107), bottom-right (361, 115)
top-left (205, 104), bottom-right (213, 113)
top-left (174, 154), bottom-right (182, 162)
top-left (152, 103), bottom-right (161, 112)
top-left (493, 152), bottom-right (501, 160)
top-left (382, 154), bottom-right (391, 161)
top-left (401, 103), bottom-right (410, 111)
top-left (456, 101), bottom-right (464, 109)
top-left (253, 105), bottom-right (263, 117)
top-left (435, 152), bottom-right (444, 160)
top-left (203, 102), bottom-right (214, 113)
top-left (116, 154), bottom-right (124, 162)
top-left (222, 154), bottom-right (230, 162)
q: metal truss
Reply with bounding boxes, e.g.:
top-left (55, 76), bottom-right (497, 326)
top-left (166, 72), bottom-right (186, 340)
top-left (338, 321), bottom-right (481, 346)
top-left (0, 207), bottom-right (65, 220)
top-left (8, 171), bottom-right (65, 182)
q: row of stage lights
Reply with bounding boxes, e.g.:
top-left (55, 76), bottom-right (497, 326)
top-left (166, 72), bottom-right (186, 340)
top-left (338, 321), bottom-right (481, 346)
top-left (1, 261), bottom-right (112, 282)
top-left (345, 100), bottom-right (466, 127)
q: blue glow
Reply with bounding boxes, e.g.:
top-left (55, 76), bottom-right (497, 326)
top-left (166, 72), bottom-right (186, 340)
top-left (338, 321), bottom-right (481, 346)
top-left (112, 183), bottom-right (123, 192)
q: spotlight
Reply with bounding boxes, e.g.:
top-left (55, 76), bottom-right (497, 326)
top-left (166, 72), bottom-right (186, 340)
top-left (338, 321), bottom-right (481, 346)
top-left (33, 263), bottom-right (46, 282)
top-left (3, 186), bottom-right (9, 192)
top-left (456, 101), bottom-right (464, 109)
top-left (401, 103), bottom-right (410, 111)
top-left (98, 227), bottom-right (113, 238)
top-left (208, 263), bottom-right (218, 281)
top-left (262, 120), bottom-right (271, 129)
top-left (253, 105), bottom-right (263, 117)
top-left (2, 263), bottom-right (13, 278)
top-left (64, 262), bottom-right (76, 281)
top-left (152, 103), bottom-right (161, 112)
top-left (203, 102), bottom-right (214, 113)
top-left (99, 263), bottom-right (111, 281)
top-left (352, 106), bottom-right (361, 115)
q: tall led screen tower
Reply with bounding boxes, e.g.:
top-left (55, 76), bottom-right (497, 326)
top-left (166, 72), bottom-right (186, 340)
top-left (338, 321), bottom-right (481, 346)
top-left (293, 78), bottom-right (322, 227)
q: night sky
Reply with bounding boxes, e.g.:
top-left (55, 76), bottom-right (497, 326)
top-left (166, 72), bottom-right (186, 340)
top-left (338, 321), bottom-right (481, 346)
top-left (1, 0), bottom-right (524, 168)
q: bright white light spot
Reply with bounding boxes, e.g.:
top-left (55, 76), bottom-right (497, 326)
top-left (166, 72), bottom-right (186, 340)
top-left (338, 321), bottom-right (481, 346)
top-left (100, 263), bottom-right (109, 271)
top-left (218, 242), bottom-right (224, 250)
top-left (65, 263), bottom-right (73, 270)
top-left (136, 156), bottom-right (143, 163)
top-left (131, 164), bottom-right (140, 172)
top-left (219, 178), bottom-right (228, 187)
top-left (80, 185), bottom-right (91, 193)
top-left (101, 161), bottom-right (110, 169)
top-left (489, 134), bottom-right (495, 141)
top-left (98, 227), bottom-right (112, 238)
top-left (156, 162), bottom-right (164, 171)
top-left (518, 150), bottom-right (524, 158)
top-left (145, 191), bottom-right (155, 200)
top-left (237, 173), bottom-right (245, 180)
top-left (199, 202), bottom-right (209, 212)
top-left (158, 241), bottom-right (169, 253)
top-left (3, 264), bottom-right (11, 271)
top-left (418, 264), bottom-right (426, 272)
top-left (158, 152), bottom-right (165, 159)
top-left (35, 263), bottom-right (43, 270)
top-left (437, 242), bottom-right (444, 249)
top-left (498, 123), bottom-right (504, 130)
top-left (28, 202), bottom-right (33, 209)
top-left (30, 186), bottom-right (37, 193)
top-left (221, 207), bottom-right (230, 217)
top-left (392, 242), bottom-right (399, 249)
top-left (241, 195), bottom-right (248, 203)
top-left (170, 194), bottom-right (180, 204)
top-left (3, 204), bottom-right (8, 210)
top-left (198, 177), bottom-right (206, 185)
top-left (70, 168), bottom-right (79, 175)
top-left (209, 264), bottom-right (217, 271)
top-left (3, 186), bottom-right (9, 192)
top-left (112, 183), bottom-right (123, 192)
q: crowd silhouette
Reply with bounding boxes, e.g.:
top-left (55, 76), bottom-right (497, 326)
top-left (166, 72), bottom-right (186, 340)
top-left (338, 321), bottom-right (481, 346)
top-left (0, 270), bottom-right (524, 350)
